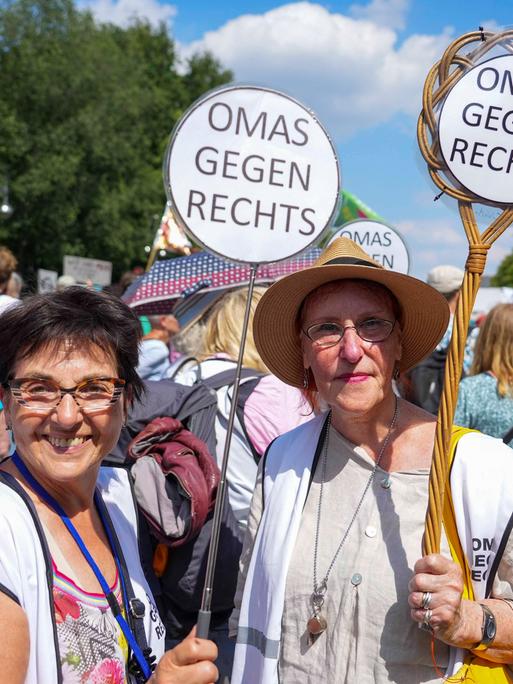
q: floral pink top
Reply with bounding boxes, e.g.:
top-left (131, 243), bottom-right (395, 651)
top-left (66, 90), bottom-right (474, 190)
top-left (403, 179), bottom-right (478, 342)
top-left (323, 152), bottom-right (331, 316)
top-left (53, 561), bottom-right (128, 683)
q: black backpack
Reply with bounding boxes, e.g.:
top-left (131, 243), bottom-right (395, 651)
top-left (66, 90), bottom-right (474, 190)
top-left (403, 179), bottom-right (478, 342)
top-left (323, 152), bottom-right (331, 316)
top-left (167, 356), bottom-right (265, 462)
top-left (110, 378), bottom-right (219, 464)
top-left (406, 347), bottom-right (448, 415)
top-left (108, 370), bottom-right (263, 639)
top-left (202, 367), bottom-right (265, 463)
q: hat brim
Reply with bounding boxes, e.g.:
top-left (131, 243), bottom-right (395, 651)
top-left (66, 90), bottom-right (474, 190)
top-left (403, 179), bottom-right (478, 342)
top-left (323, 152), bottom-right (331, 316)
top-left (253, 263), bottom-right (450, 387)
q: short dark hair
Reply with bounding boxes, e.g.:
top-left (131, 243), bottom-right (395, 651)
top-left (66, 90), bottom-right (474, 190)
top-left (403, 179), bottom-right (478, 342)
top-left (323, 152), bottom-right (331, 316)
top-left (0, 286), bottom-right (144, 400)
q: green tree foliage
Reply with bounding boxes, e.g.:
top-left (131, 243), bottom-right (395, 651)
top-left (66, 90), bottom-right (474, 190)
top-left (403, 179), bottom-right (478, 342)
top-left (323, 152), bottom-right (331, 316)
top-left (491, 253), bottom-right (513, 286)
top-left (0, 0), bottom-right (232, 281)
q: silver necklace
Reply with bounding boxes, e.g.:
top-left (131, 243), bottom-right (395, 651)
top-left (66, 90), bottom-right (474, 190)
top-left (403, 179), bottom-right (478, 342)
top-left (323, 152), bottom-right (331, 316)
top-left (307, 397), bottom-right (399, 639)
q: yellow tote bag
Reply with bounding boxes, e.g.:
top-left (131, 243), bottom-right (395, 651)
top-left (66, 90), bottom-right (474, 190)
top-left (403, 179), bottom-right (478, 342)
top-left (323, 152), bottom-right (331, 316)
top-left (442, 427), bottom-right (513, 683)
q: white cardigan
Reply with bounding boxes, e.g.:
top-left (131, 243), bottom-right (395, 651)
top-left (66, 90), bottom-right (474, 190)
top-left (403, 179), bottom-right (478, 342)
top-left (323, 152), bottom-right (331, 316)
top-left (232, 418), bottom-right (513, 684)
top-left (0, 465), bottom-right (165, 683)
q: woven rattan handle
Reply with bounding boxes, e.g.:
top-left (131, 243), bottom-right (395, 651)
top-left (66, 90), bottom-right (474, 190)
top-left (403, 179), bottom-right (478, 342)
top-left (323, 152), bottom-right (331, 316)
top-left (418, 30), bottom-right (513, 553)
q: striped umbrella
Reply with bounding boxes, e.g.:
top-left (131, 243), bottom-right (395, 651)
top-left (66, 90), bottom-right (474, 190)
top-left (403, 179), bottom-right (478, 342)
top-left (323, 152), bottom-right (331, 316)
top-left (122, 249), bottom-right (321, 316)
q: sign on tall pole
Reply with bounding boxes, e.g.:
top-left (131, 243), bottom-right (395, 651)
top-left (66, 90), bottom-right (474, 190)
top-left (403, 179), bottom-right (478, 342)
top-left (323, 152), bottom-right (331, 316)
top-left (329, 219), bottom-right (409, 273)
top-left (418, 30), bottom-right (513, 558)
top-left (164, 83), bottom-right (340, 638)
top-left (165, 85), bottom-right (340, 264)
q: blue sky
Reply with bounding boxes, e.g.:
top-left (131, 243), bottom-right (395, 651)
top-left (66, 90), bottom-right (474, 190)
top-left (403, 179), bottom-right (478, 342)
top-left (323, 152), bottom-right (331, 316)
top-left (80, 0), bottom-right (513, 278)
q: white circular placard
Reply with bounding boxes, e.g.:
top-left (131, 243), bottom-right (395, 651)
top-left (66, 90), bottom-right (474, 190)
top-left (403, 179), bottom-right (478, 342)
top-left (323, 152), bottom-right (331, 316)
top-left (329, 219), bottom-right (409, 273)
top-left (439, 54), bottom-right (513, 205)
top-left (164, 85), bottom-right (340, 263)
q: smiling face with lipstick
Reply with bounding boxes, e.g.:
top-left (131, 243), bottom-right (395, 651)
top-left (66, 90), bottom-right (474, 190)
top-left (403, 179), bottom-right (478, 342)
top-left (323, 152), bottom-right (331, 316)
top-left (301, 279), bottom-right (402, 433)
top-left (2, 342), bottom-right (127, 497)
top-left (0, 287), bottom-right (219, 684)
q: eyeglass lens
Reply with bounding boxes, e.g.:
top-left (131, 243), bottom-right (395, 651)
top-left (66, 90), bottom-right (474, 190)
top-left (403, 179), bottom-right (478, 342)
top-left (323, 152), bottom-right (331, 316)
top-left (306, 319), bottom-right (394, 346)
top-left (11, 378), bottom-right (123, 410)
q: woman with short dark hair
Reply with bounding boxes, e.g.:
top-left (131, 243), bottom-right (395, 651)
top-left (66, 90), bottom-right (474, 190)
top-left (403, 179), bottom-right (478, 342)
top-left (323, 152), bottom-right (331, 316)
top-left (0, 286), bottom-right (218, 683)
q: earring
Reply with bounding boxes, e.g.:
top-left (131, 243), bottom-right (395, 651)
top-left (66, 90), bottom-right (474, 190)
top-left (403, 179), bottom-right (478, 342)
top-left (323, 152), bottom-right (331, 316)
top-left (393, 366), bottom-right (400, 380)
top-left (303, 368), bottom-right (309, 389)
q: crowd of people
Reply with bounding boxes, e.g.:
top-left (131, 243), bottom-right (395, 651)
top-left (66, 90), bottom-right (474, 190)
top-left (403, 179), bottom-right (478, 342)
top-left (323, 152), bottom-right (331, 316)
top-left (0, 237), bottom-right (512, 683)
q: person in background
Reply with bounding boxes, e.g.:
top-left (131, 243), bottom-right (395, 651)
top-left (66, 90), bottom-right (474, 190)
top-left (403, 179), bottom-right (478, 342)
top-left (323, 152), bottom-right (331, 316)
top-left (0, 246), bottom-right (20, 314)
top-left (0, 249), bottom-right (21, 458)
top-left (0, 287), bottom-right (218, 683)
top-left (455, 303), bottom-right (513, 445)
top-left (174, 287), bottom-right (310, 531)
top-left (137, 314), bottom-right (181, 381)
top-left (103, 270), bottom-right (142, 299)
top-left (56, 274), bottom-right (76, 291)
top-left (402, 264), bottom-right (477, 414)
top-left (6, 271), bottom-right (23, 299)
top-left (427, 264), bottom-right (480, 376)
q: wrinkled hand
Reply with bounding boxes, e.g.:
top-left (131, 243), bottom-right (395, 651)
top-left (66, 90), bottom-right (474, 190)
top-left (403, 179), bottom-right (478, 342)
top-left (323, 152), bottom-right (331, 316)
top-left (408, 554), bottom-right (466, 645)
top-left (151, 629), bottom-right (218, 684)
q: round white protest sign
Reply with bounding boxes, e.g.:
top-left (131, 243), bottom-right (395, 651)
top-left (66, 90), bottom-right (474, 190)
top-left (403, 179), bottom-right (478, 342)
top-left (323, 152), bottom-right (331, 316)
top-left (165, 85), bottom-right (340, 263)
top-left (329, 220), bottom-right (409, 273)
top-left (439, 54), bottom-right (513, 205)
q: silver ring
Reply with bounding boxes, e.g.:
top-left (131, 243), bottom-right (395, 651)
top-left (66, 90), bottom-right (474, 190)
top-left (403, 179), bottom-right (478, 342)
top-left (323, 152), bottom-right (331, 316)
top-left (423, 608), bottom-right (433, 627)
top-left (421, 591), bottom-right (432, 610)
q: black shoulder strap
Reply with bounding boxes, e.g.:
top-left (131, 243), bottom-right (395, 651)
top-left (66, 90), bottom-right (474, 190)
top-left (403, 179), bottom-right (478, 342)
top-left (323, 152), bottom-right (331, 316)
top-left (304, 414), bottom-right (331, 504)
top-left (485, 509), bottom-right (513, 597)
top-left (0, 471), bottom-right (63, 679)
top-left (203, 367), bottom-right (265, 463)
top-left (95, 492), bottom-right (157, 679)
top-left (201, 367), bottom-right (262, 391)
top-left (502, 425), bottom-right (513, 444)
top-left (261, 438), bottom-right (275, 514)
top-left (261, 413), bottom-right (330, 513)
top-left (235, 376), bottom-right (264, 463)
top-left (166, 355), bottom-right (201, 381)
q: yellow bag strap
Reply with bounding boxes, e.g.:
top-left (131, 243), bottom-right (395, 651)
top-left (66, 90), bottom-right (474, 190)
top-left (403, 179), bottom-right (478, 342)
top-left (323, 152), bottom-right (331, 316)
top-left (442, 426), bottom-right (477, 601)
top-left (442, 429), bottom-right (513, 683)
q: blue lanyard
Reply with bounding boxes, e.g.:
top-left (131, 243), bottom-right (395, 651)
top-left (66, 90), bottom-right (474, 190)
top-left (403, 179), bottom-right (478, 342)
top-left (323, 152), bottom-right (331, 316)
top-left (11, 452), bottom-right (152, 681)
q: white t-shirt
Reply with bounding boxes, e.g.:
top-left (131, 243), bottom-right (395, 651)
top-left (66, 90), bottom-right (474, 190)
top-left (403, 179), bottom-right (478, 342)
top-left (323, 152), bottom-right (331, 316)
top-left (0, 294), bottom-right (20, 315)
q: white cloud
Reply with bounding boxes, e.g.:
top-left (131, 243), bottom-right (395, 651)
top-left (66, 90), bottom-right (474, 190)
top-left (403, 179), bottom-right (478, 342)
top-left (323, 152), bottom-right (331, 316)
top-left (396, 218), bottom-right (465, 244)
top-left (179, 2), bottom-right (452, 140)
top-left (349, 0), bottom-right (409, 30)
top-left (395, 216), bottom-right (513, 279)
top-left (479, 19), bottom-right (504, 33)
top-left (81, 0), bottom-right (176, 29)
top-left (395, 217), bottom-right (466, 277)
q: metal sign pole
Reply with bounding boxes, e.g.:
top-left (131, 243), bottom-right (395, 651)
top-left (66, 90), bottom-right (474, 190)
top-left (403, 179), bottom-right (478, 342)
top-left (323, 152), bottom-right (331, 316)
top-left (163, 82), bottom-right (340, 639)
top-left (196, 263), bottom-right (259, 639)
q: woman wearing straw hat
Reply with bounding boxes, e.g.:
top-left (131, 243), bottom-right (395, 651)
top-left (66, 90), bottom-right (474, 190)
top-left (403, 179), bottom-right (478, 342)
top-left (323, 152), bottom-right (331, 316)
top-left (230, 238), bottom-right (513, 684)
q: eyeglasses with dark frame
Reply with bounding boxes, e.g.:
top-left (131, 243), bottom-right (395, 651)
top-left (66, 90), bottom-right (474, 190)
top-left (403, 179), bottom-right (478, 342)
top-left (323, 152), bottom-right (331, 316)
top-left (4, 377), bottom-right (126, 412)
top-left (302, 318), bottom-right (396, 348)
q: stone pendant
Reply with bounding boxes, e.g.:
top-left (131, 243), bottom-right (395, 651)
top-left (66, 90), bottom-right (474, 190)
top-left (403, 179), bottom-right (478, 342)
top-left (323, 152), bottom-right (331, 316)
top-left (307, 613), bottom-right (327, 638)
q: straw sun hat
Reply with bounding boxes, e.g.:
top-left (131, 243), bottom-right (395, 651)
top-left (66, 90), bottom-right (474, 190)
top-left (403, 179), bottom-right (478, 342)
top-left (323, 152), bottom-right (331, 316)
top-left (253, 237), bottom-right (450, 388)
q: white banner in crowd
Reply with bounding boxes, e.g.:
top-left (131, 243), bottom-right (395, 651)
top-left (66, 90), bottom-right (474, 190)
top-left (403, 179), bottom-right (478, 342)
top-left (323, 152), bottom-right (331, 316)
top-left (439, 54), bottom-right (513, 205)
top-left (165, 85), bottom-right (340, 263)
top-left (329, 219), bottom-right (410, 273)
top-left (37, 268), bottom-right (58, 293)
top-left (63, 255), bottom-right (112, 286)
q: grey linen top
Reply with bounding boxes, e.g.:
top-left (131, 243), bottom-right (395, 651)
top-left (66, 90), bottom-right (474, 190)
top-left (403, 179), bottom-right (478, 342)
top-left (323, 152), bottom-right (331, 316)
top-left (231, 425), bottom-right (513, 683)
